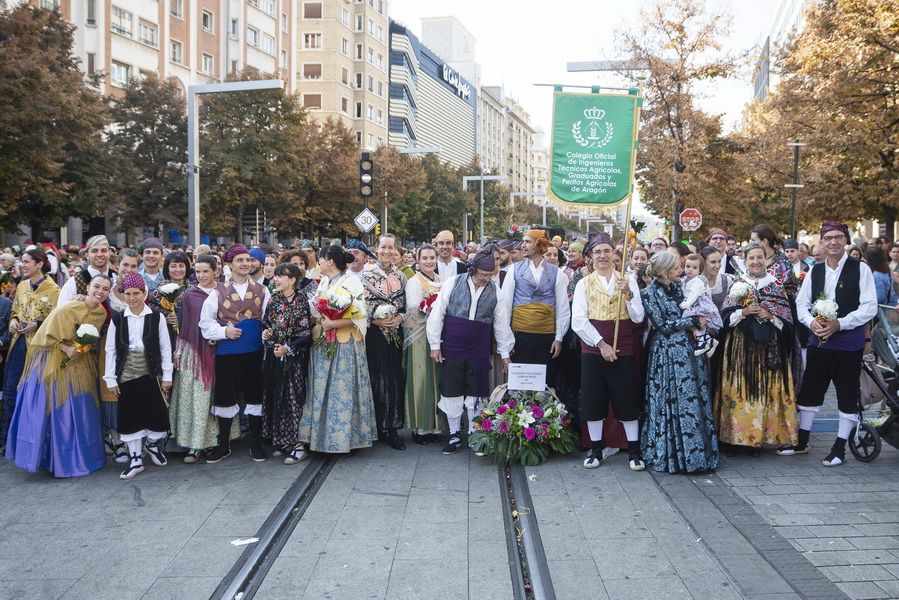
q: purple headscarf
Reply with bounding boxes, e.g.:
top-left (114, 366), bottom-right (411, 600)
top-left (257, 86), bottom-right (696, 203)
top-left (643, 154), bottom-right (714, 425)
top-left (223, 244), bottom-right (250, 263)
top-left (117, 272), bottom-right (146, 293)
top-left (820, 221), bottom-right (850, 240)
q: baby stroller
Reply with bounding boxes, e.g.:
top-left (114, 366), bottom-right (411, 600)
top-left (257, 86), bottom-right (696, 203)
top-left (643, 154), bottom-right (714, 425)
top-left (851, 305), bottom-right (899, 462)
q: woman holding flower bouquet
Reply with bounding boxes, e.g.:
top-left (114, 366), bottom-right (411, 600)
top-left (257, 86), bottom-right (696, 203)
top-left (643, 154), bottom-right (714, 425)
top-left (362, 234), bottom-right (408, 450)
top-left (147, 251), bottom-right (191, 350)
top-left (6, 275), bottom-right (112, 477)
top-left (403, 245), bottom-right (443, 445)
top-left (299, 245), bottom-right (376, 454)
top-left (261, 263), bottom-right (313, 464)
top-left (716, 244), bottom-right (798, 455)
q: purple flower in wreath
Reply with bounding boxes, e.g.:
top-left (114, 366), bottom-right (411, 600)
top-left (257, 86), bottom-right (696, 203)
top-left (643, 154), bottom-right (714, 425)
top-left (507, 399), bottom-right (518, 409)
top-left (496, 405), bottom-right (508, 415)
top-left (524, 427), bottom-right (536, 441)
top-left (532, 406), bottom-right (544, 419)
top-left (481, 418), bottom-right (494, 432)
top-left (561, 415), bottom-right (570, 426)
top-left (498, 420), bottom-right (510, 434)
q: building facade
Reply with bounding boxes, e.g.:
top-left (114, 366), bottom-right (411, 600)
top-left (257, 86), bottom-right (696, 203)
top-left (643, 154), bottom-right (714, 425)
top-left (420, 15), bottom-right (479, 89)
top-left (752, 0), bottom-right (813, 101)
top-left (294, 0), bottom-right (389, 150)
top-left (388, 20), bottom-right (476, 169)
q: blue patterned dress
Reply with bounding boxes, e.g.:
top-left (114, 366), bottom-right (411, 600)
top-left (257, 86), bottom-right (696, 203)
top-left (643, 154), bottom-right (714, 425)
top-left (640, 280), bottom-right (719, 473)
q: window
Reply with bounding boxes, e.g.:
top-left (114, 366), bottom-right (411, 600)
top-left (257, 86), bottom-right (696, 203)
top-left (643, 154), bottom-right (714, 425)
top-left (377, 108), bottom-right (383, 125)
top-left (341, 97), bottom-right (349, 113)
top-left (303, 64), bottom-right (322, 80)
top-left (201, 10), bottom-right (213, 33)
top-left (303, 3), bottom-right (322, 18)
top-left (261, 33), bottom-right (275, 54)
top-left (110, 61), bottom-right (131, 86)
top-left (202, 53), bottom-right (214, 75)
top-left (41, 0), bottom-right (58, 9)
top-left (86, 0), bottom-right (96, 24)
top-left (377, 80), bottom-right (383, 96)
top-left (281, 13), bottom-right (288, 29)
top-left (341, 67), bottom-right (349, 85)
top-left (246, 26), bottom-right (259, 46)
top-left (170, 0), bottom-right (183, 18)
top-left (367, 75), bottom-right (373, 92)
top-left (341, 38), bottom-right (349, 56)
top-left (303, 94), bottom-right (322, 109)
top-left (170, 40), bottom-right (183, 64)
top-left (231, 60), bottom-right (239, 74)
top-left (355, 102), bottom-right (362, 118)
top-left (341, 8), bottom-right (350, 26)
top-left (255, 0), bottom-right (275, 16)
top-left (368, 18), bottom-right (374, 35)
top-left (138, 20), bottom-right (158, 47)
top-left (110, 6), bottom-right (133, 37)
top-left (367, 104), bottom-right (374, 120)
top-left (356, 131), bottom-right (362, 144)
top-left (355, 43), bottom-right (362, 60)
top-left (367, 47), bottom-right (374, 64)
top-left (86, 53), bottom-right (96, 75)
top-left (355, 14), bottom-right (363, 31)
top-left (354, 72), bottom-right (362, 88)
top-left (376, 53), bottom-right (383, 69)
top-left (377, 25), bottom-right (384, 42)
top-left (304, 33), bottom-right (321, 49)
top-left (230, 18), bottom-right (239, 38)
top-left (367, 133), bottom-right (374, 148)
top-left (280, 50), bottom-right (287, 68)
top-left (378, 0), bottom-right (384, 14)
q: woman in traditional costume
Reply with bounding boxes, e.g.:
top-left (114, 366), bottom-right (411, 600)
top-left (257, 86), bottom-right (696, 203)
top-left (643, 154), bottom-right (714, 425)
top-left (147, 250), bottom-right (191, 349)
top-left (299, 245), bottom-right (376, 454)
top-left (6, 275), bottom-right (112, 477)
top-left (640, 252), bottom-right (719, 473)
top-left (403, 245), bottom-right (443, 445)
top-left (716, 243), bottom-right (797, 455)
top-left (169, 255), bottom-right (235, 463)
top-left (1, 248), bottom-right (59, 449)
top-left (261, 263), bottom-right (313, 464)
top-left (361, 234), bottom-right (407, 450)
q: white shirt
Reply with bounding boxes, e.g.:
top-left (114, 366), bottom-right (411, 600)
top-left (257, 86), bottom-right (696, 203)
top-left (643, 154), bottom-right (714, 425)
top-left (571, 272), bottom-right (645, 348)
top-left (499, 258), bottom-right (571, 342)
top-left (57, 265), bottom-right (116, 306)
top-left (347, 267), bottom-right (365, 280)
top-left (103, 304), bottom-right (173, 388)
top-left (405, 272), bottom-right (443, 312)
top-left (796, 252), bottom-right (877, 331)
top-left (426, 274), bottom-right (515, 358)
top-left (436, 258), bottom-right (464, 280)
top-left (198, 279), bottom-right (271, 341)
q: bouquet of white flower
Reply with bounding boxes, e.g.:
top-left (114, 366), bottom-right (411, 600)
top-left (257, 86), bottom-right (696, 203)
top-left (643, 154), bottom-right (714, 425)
top-left (62, 323), bottom-right (101, 368)
top-left (728, 281), bottom-right (753, 306)
top-left (156, 282), bottom-right (186, 334)
top-left (811, 292), bottom-right (839, 345)
top-left (372, 303), bottom-right (401, 347)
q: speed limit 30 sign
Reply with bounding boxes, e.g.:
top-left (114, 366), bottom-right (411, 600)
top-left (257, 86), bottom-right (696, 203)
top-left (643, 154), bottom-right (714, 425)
top-left (354, 208), bottom-right (379, 233)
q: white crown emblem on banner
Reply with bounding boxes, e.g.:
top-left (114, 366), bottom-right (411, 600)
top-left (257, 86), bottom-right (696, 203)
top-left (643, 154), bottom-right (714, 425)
top-left (572, 106), bottom-right (613, 149)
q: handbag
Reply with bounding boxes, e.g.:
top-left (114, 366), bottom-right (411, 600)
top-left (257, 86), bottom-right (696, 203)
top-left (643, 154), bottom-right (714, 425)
top-left (859, 353), bottom-right (889, 408)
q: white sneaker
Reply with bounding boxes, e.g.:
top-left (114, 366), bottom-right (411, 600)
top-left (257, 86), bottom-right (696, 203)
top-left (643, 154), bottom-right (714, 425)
top-left (583, 450), bottom-right (602, 469)
top-left (144, 439), bottom-right (168, 467)
top-left (284, 446), bottom-right (308, 465)
top-left (120, 458), bottom-right (144, 480)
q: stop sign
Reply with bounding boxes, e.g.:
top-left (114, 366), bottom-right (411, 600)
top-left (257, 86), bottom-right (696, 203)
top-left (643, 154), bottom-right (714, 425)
top-left (679, 208), bottom-right (702, 232)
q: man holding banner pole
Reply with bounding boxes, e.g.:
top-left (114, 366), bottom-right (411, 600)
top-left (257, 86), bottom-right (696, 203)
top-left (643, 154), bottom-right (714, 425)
top-left (500, 229), bottom-right (570, 383)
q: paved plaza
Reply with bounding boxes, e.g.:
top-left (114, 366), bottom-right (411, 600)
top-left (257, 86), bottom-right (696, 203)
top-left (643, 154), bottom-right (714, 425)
top-left (1, 391), bottom-right (898, 600)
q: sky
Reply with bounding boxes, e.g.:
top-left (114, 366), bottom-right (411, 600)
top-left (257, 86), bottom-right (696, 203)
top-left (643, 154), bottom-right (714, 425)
top-left (388, 0), bottom-right (780, 226)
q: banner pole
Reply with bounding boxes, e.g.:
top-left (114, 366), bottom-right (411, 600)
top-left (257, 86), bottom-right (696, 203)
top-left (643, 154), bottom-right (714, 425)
top-left (612, 80), bottom-right (644, 354)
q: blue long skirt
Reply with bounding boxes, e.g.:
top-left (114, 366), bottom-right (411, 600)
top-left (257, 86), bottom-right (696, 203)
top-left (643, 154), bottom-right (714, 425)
top-left (5, 350), bottom-right (106, 477)
top-left (1, 335), bottom-right (27, 446)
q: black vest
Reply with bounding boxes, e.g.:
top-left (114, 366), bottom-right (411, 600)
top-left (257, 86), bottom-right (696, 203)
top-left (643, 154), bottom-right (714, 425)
top-left (112, 310), bottom-right (163, 381)
top-left (810, 257), bottom-right (860, 318)
top-left (75, 268), bottom-right (112, 296)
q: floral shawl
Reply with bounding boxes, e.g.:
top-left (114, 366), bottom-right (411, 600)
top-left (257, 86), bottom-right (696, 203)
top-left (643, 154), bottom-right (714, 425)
top-left (721, 272), bottom-right (793, 325)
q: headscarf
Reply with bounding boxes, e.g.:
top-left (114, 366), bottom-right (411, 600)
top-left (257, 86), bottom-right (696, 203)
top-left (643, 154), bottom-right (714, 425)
top-left (707, 228), bottom-right (727, 241)
top-left (783, 238), bottom-right (799, 250)
top-left (496, 239), bottom-right (514, 251)
top-left (223, 244), bottom-right (250, 263)
top-left (346, 239), bottom-right (376, 259)
top-left (568, 240), bottom-right (586, 254)
top-left (551, 235), bottom-right (562, 244)
top-left (84, 235), bottom-right (110, 251)
top-left (301, 240), bottom-right (320, 251)
top-left (584, 232), bottom-right (613, 256)
top-left (468, 250), bottom-right (496, 274)
top-left (117, 272), bottom-right (146, 293)
top-left (820, 220), bottom-right (850, 240)
top-left (433, 230), bottom-right (454, 244)
top-left (139, 237), bottom-right (163, 253)
top-left (524, 229), bottom-right (549, 255)
top-left (194, 244), bottom-right (211, 257)
top-left (248, 247), bottom-right (266, 264)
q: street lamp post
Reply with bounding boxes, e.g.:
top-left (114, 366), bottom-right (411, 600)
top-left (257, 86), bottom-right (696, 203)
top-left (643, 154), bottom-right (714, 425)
top-left (785, 141), bottom-right (807, 240)
top-left (463, 173), bottom-right (507, 244)
top-left (186, 79), bottom-right (284, 248)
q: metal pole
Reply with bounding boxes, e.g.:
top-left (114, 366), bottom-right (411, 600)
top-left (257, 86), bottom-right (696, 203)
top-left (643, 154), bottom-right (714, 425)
top-left (479, 174), bottom-right (485, 244)
top-left (187, 89), bottom-right (200, 248)
top-left (791, 140), bottom-right (799, 240)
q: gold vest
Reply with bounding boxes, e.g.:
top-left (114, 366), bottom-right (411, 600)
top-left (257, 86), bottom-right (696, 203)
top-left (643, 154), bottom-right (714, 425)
top-left (584, 272), bottom-right (630, 321)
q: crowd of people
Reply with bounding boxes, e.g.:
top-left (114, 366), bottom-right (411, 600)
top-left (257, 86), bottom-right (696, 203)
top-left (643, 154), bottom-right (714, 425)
top-left (0, 219), bottom-right (884, 479)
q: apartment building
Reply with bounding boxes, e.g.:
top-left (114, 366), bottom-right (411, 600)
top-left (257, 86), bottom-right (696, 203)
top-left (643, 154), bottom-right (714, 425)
top-left (295, 0), bottom-right (389, 150)
top-left (505, 96), bottom-right (535, 195)
top-left (12, 0), bottom-right (295, 98)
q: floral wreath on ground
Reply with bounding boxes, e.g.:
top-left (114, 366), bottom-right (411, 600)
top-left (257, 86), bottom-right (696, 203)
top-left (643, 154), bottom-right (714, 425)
top-left (468, 385), bottom-right (580, 465)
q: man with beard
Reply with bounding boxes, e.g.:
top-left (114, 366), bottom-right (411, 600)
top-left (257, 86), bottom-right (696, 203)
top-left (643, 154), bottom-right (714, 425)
top-left (500, 229), bottom-right (569, 381)
top-left (57, 235), bottom-right (116, 305)
top-left (249, 247), bottom-right (267, 285)
top-left (433, 230), bottom-right (468, 279)
top-left (427, 250), bottom-right (513, 454)
top-left (708, 228), bottom-right (744, 275)
top-left (495, 240), bottom-right (515, 287)
top-left (138, 237), bottom-right (165, 293)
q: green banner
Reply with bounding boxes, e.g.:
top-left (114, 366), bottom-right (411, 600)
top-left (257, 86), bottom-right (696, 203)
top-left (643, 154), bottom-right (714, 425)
top-left (549, 92), bottom-right (639, 206)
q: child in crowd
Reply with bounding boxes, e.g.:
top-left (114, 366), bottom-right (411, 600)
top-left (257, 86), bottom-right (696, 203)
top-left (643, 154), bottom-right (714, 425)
top-left (680, 254), bottom-right (723, 356)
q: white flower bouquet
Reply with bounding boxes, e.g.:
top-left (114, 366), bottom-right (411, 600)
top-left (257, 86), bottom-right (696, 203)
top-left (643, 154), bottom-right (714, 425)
top-left (62, 323), bottom-right (101, 368)
top-left (728, 281), bottom-right (754, 307)
top-left (157, 282), bottom-right (187, 334)
top-left (372, 303), bottom-right (401, 347)
top-left (811, 292), bottom-right (839, 345)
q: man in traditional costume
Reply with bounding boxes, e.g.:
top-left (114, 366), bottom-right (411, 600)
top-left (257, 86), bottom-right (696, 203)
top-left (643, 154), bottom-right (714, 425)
top-left (434, 230), bottom-right (468, 279)
top-left (138, 237), bottom-right (165, 293)
top-left (427, 250), bottom-right (514, 454)
top-left (346, 239), bottom-right (375, 279)
top-left (571, 234), bottom-right (646, 470)
top-left (57, 235), bottom-right (116, 305)
top-left (249, 247), bottom-right (268, 286)
top-left (199, 244), bottom-right (271, 463)
top-left (500, 229), bottom-right (570, 379)
top-left (778, 221), bottom-right (877, 466)
top-left (708, 228), bottom-right (744, 275)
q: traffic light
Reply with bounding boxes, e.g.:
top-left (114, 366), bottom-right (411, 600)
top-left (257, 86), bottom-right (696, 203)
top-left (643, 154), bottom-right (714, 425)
top-left (374, 224), bottom-right (381, 236)
top-left (360, 151), bottom-right (373, 198)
